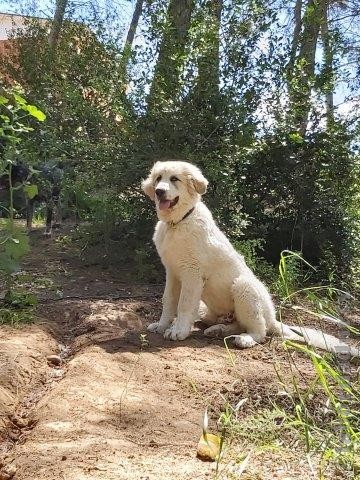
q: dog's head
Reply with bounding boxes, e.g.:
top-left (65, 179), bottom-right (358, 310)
top-left (142, 160), bottom-right (208, 222)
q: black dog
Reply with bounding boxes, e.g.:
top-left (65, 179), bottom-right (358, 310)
top-left (0, 160), bottom-right (64, 235)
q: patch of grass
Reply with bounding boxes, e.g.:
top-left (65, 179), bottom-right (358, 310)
top-left (0, 306), bottom-right (34, 327)
top-left (3, 289), bottom-right (37, 308)
top-left (213, 368), bottom-right (359, 478)
top-left (55, 234), bottom-right (73, 249)
top-left (31, 208), bottom-right (46, 227)
top-left (234, 238), bottom-right (276, 287)
top-left (211, 397), bottom-right (301, 479)
top-left (212, 250), bottom-right (360, 479)
top-left (276, 252), bottom-right (359, 476)
top-left (281, 341), bottom-right (360, 478)
top-left (0, 270), bottom-right (45, 326)
top-left (275, 250), bottom-right (315, 299)
top-left (227, 407), bottom-right (290, 449)
top-left (0, 288), bottom-right (37, 326)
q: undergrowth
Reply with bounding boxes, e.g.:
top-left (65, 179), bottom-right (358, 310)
top-left (212, 250), bottom-right (360, 479)
top-left (0, 288), bottom-right (36, 326)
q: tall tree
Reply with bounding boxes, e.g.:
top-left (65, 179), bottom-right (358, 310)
top-left (194, 0), bottom-right (223, 102)
top-left (288, 0), bottom-right (303, 76)
top-left (184, 0), bottom-right (224, 148)
top-left (124, 0), bottom-right (144, 53)
top-left (148, 0), bottom-right (195, 111)
top-left (48, 0), bottom-right (68, 53)
top-left (321, 2), bottom-right (334, 126)
top-left (289, 0), bottom-right (327, 135)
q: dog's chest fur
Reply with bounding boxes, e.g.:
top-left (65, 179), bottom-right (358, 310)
top-left (153, 220), bottom-right (197, 270)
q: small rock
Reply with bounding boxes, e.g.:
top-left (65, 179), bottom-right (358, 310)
top-left (8, 431), bottom-right (19, 442)
top-left (61, 455), bottom-right (67, 461)
top-left (1, 464), bottom-right (16, 479)
top-left (51, 369), bottom-right (64, 378)
top-left (27, 417), bottom-right (37, 427)
top-left (10, 416), bottom-right (28, 428)
top-left (47, 355), bottom-right (62, 366)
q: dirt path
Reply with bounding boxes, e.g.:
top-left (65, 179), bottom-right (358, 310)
top-left (0, 228), bottom-right (358, 480)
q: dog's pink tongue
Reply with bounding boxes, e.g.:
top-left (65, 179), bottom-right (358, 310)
top-left (159, 200), bottom-right (171, 210)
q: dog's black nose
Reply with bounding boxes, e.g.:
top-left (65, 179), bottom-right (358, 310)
top-left (155, 188), bottom-right (166, 198)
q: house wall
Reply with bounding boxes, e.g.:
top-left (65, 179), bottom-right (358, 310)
top-left (0, 13), bottom-right (27, 40)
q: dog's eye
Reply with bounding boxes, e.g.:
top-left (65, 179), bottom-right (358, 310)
top-left (170, 176), bottom-right (179, 182)
top-left (156, 175), bottom-right (162, 183)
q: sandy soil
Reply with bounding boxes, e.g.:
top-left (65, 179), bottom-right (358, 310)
top-left (0, 228), bottom-right (358, 480)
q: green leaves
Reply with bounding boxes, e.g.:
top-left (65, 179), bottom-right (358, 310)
top-left (288, 132), bottom-right (304, 144)
top-left (23, 104), bottom-right (46, 122)
top-left (5, 234), bottom-right (30, 261)
top-left (0, 88), bottom-right (43, 315)
top-left (0, 88), bottom-right (46, 147)
top-left (23, 184), bottom-right (39, 199)
top-left (4, 290), bottom-right (38, 308)
top-left (0, 95), bottom-right (9, 105)
top-left (13, 93), bottom-right (46, 121)
top-left (0, 221), bottom-right (30, 275)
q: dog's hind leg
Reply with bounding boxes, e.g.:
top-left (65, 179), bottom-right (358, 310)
top-left (204, 322), bottom-right (242, 338)
top-left (231, 276), bottom-right (267, 349)
top-left (198, 301), bottom-right (218, 326)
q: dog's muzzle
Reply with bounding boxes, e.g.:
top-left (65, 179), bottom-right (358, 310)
top-left (155, 188), bottom-right (166, 199)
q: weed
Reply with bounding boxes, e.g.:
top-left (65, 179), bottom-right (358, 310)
top-left (0, 307), bottom-right (34, 327)
top-left (31, 208), bottom-right (46, 227)
top-left (275, 250), bottom-right (315, 300)
top-left (3, 289), bottom-right (37, 308)
top-left (0, 89), bottom-right (45, 324)
top-left (282, 341), bottom-right (360, 477)
top-left (118, 333), bottom-right (149, 419)
top-left (211, 250), bottom-right (359, 478)
top-left (277, 252), bottom-right (359, 476)
top-left (234, 238), bottom-right (276, 286)
top-left (0, 287), bottom-right (37, 327)
top-left (55, 234), bottom-right (73, 249)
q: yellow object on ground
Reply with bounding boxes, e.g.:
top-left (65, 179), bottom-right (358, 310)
top-left (196, 433), bottom-right (222, 461)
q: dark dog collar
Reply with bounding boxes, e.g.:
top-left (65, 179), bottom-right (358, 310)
top-left (170, 206), bottom-right (195, 227)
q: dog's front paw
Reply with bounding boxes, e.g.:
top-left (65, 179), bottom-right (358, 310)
top-left (147, 322), bottom-right (168, 334)
top-left (164, 324), bottom-right (191, 341)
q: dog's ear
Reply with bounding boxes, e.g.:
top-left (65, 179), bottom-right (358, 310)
top-left (142, 162), bottom-right (162, 200)
top-left (141, 174), bottom-right (155, 200)
top-left (188, 165), bottom-right (208, 195)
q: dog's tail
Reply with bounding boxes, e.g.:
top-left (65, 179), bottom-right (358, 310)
top-left (272, 321), bottom-right (359, 357)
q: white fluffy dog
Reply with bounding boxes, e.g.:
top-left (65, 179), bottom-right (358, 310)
top-left (142, 160), bottom-right (357, 355)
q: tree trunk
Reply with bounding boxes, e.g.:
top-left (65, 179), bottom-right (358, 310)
top-left (288, 0), bottom-right (303, 77)
top-left (124, 0), bottom-right (144, 51)
top-left (48, 0), bottom-right (68, 52)
top-left (148, 0), bottom-right (195, 111)
top-left (289, 0), bottom-right (327, 135)
top-left (195, 0), bottom-right (223, 102)
top-left (321, 3), bottom-right (334, 126)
